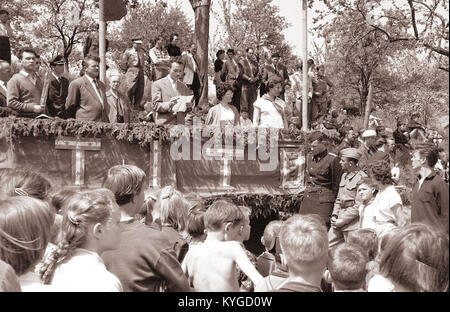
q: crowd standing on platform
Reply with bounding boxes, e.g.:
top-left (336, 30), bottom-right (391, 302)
top-left (0, 8), bottom-right (449, 293)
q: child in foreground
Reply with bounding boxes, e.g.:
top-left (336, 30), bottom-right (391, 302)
top-left (187, 200), bottom-right (263, 291)
top-left (256, 220), bottom-right (283, 277)
top-left (325, 243), bottom-right (368, 292)
top-left (39, 189), bottom-right (122, 292)
top-left (274, 214), bottom-right (328, 292)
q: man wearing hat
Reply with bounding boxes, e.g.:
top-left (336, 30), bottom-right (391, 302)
top-left (328, 148), bottom-right (367, 248)
top-left (299, 131), bottom-right (342, 228)
top-left (261, 52), bottom-right (290, 101)
top-left (121, 38), bottom-right (146, 110)
top-left (46, 55), bottom-right (69, 118)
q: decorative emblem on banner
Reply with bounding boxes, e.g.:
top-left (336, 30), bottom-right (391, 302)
top-left (280, 144), bottom-right (305, 189)
top-left (204, 147), bottom-right (245, 188)
top-left (55, 137), bottom-right (101, 185)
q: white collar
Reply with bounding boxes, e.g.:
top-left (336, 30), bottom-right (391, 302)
top-left (85, 74), bottom-right (96, 83)
top-left (167, 75), bottom-right (177, 86)
top-left (52, 72), bottom-right (61, 80)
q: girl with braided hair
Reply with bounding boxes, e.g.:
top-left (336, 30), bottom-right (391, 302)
top-left (39, 189), bottom-right (122, 291)
top-left (363, 159), bottom-right (404, 238)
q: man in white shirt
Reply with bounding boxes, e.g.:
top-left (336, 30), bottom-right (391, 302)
top-left (182, 44), bottom-right (200, 106)
top-left (0, 59), bottom-right (11, 107)
top-left (149, 36), bottom-right (170, 81)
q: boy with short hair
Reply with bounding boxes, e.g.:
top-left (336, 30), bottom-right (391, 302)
top-left (325, 243), bottom-right (368, 292)
top-left (256, 220), bottom-right (283, 277)
top-left (186, 200), bottom-right (263, 291)
top-left (275, 214), bottom-right (328, 292)
top-left (101, 165), bottom-right (190, 292)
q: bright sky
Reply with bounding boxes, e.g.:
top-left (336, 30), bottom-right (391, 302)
top-left (176, 0), bottom-right (323, 57)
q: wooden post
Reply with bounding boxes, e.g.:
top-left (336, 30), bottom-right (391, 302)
top-left (55, 137), bottom-right (102, 185)
top-left (363, 82), bottom-right (373, 129)
top-left (98, 0), bottom-right (107, 83)
top-left (301, 0), bottom-right (309, 131)
top-left (190, 0), bottom-right (211, 107)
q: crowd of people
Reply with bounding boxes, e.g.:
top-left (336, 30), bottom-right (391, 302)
top-left (0, 155), bottom-right (448, 292)
top-left (0, 8), bottom-right (449, 293)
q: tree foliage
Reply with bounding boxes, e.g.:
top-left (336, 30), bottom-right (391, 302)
top-left (211, 0), bottom-right (298, 66)
top-left (3, 0), bottom-right (97, 67)
top-left (107, 1), bottom-right (194, 76)
top-left (316, 0), bottom-right (449, 71)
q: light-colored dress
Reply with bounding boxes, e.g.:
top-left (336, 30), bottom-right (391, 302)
top-left (51, 248), bottom-right (122, 292)
top-left (253, 95), bottom-right (286, 128)
top-left (359, 185), bottom-right (402, 237)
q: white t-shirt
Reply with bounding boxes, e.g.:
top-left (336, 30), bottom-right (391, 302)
top-left (253, 97), bottom-right (285, 128)
top-left (51, 248), bottom-right (122, 292)
top-left (19, 271), bottom-right (53, 292)
top-left (0, 24), bottom-right (9, 37)
top-left (219, 104), bottom-right (235, 127)
top-left (360, 186), bottom-right (402, 237)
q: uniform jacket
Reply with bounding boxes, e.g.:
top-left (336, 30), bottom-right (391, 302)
top-left (331, 169), bottom-right (367, 231)
top-left (46, 74), bottom-right (69, 118)
top-left (121, 47), bottom-right (145, 72)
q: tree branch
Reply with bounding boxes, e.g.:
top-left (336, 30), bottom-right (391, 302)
top-left (407, 0), bottom-right (420, 40)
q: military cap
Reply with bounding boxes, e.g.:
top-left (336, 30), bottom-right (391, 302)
top-left (50, 55), bottom-right (65, 66)
top-left (340, 148), bottom-right (362, 161)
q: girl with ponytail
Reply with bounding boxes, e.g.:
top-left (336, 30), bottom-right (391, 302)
top-left (39, 189), bottom-right (122, 291)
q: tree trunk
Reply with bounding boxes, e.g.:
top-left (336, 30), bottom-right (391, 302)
top-left (191, 0), bottom-right (211, 107)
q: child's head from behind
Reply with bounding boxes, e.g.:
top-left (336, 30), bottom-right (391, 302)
top-left (379, 223), bottom-right (449, 292)
top-left (279, 214), bottom-right (328, 278)
top-left (186, 202), bottom-right (206, 241)
top-left (237, 206), bottom-right (251, 243)
top-left (0, 169), bottom-right (52, 201)
top-left (103, 164), bottom-right (146, 215)
top-left (327, 243), bottom-right (368, 291)
top-left (347, 229), bottom-right (378, 261)
top-left (0, 196), bottom-right (55, 275)
top-left (204, 200), bottom-right (244, 241)
top-left (153, 186), bottom-right (189, 231)
top-left (39, 189), bottom-right (121, 283)
top-left (261, 220), bottom-right (283, 253)
top-left (50, 186), bottom-right (80, 213)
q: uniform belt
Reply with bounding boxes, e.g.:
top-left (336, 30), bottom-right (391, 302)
top-left (340, 200), bottom-right (355, 208)
top-left (305, 185), bottom-right (333, 194)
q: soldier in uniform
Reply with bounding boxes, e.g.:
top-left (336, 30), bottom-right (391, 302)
top-left (121, 38), bottom-right (146, 110)
top-left (328, 148), bottom-right (367, 248)
top-left (299, 131), bottom-right (342, 228)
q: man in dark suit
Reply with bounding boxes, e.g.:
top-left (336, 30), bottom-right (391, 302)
top-left (239, 47), bottom-right (259, 118)
top-left (220, 49), bottom-right (242, 111)
top-left (65, 55), bottom-right (109, 122)
top-left (262, 52), bottom-right (290, 101)
top-left (80, 24), bottom-right (109, 76)
top-left (121, 38), bottom-right (146, 110)
top-left (146, 58), bottom-right (193, 125)
top-left (46, 55), bottom-right (69, 118)
top-left (166, 33), bottom-right (182, 57)
top-left (0, 59), bottom-right (10, 107)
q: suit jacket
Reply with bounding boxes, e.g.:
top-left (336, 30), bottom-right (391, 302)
top-left (151, 76), bottom-right (193, 125)
top-left (220, 58), bottom-right (242, 87)
top-left (65, 76), bottom-right (109, 122)
top-left (0, 82), bottom-right (6, 107)
top-left (262, 63), bottom-right (290, 88)
top-left (239, 58), bottom-right (258, 86)
top-left (106, 89), bottom-right (131, 123)
top-left (46, 75), bottom-right (69, 118)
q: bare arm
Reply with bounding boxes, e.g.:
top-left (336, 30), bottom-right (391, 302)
top-left (231, 243), bottom-right (263, 286)
top-left (253, 106), bottom-right (261, 126)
